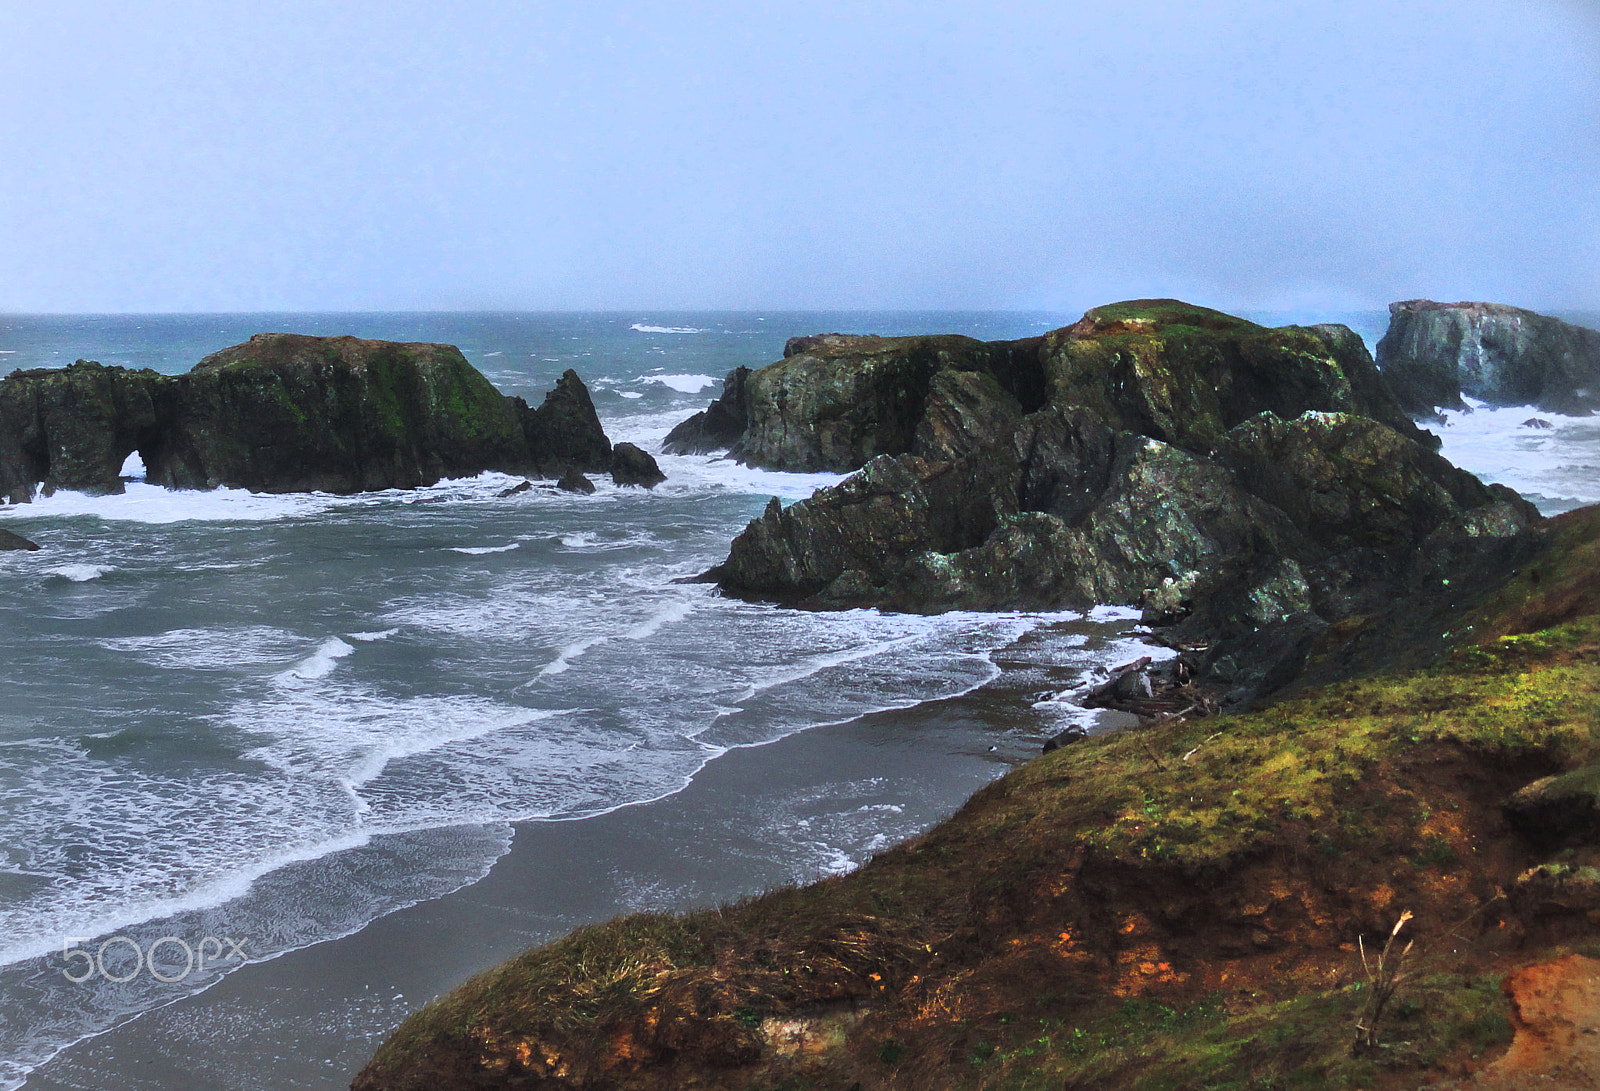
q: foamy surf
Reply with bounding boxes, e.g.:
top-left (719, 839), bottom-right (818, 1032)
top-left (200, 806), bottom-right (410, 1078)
top-left (1432, 399), bottom-right (1600, 514)
top-left (641, 373), bottom-right (719, 393)
top-left (44, 564), bottom-right (111, 582)
top-left (630, 323), bottom-right (706, 334)
top-left (276, 637), bottom-right (356, 683)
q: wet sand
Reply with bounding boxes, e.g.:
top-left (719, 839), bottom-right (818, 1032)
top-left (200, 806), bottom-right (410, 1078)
top-left (22, 620), bottom-right (1136, 1091)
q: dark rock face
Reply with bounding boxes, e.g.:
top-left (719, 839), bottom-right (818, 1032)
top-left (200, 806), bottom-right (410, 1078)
top-left (516, 368), bottom-right (612, 476)
top-left (0, 527), bottom-right (40, 550)
top-left (1376, 300), bottom-right (1600, 416)
top-left (151, 334), bottom-right (529, 493)
top-left (667, 334), bottom-right (1045, 471)
top-left (0, 338), bottom-right (637, 500)
top-left (710, 300), bottom-right (1540, 705)
top-left (662, 367), bottom-right (751, 455)
top-left (610, 442), bottom-right (666, 488)
top-left (0, 361), bottom-right (163, 500)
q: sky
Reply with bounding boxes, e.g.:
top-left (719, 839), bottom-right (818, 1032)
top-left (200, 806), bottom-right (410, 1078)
top-left (2, 0), bottom-right (1597, 314)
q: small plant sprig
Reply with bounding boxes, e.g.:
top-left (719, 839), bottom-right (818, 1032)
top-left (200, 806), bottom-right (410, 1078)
top-left (1353, 909), bottom-right (1415, 1056)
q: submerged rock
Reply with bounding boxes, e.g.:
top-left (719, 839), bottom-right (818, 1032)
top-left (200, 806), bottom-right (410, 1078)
top-left (0, 339), bottom-right (635, 499)
top-left (556, 469), bottom-right (596, 494)
top-left (1376, 300), bottom-right (1600, 416)
top-left (0, 528), bottom-right (40, 550)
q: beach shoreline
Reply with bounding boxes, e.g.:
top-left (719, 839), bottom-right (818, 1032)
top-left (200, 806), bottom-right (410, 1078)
top-left (20, 619), bottom-right (1140, 1091)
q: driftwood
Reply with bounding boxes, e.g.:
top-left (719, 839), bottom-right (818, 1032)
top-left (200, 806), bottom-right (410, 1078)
top-left (1081, 653), bottom-right (1221, 723)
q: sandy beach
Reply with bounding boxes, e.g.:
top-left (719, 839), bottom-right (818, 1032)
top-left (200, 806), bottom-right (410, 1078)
top-left (22, 620), bottom-right (1134, 1090)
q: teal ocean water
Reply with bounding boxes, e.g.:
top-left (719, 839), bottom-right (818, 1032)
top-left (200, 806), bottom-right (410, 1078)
top-left (0, 310), bottom-right (1594, 1087)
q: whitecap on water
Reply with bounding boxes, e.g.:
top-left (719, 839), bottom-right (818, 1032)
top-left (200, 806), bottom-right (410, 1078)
top-left (640, 373), bottom-right (719, 394)
top-left (2, 482), bottom-right (339, 524)
top-left (629, 324), bottom-right (706, 335)
top-left (101, 626), bottom-right (306, 671)
top-left (275, 637), bottom-right (356, 684)
top-left (448, 543), bottom-right (520, 555)
top-left (44, 564), bottom-right (110, 582)
top-left (1433, 399), bottom-right (1600, 514)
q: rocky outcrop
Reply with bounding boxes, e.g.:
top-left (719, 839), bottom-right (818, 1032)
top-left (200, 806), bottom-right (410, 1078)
top-left (516, 368), bottom-right (612, 476)
top-left (609, 442), bottom-right (666, 488)
top-left (661, 367), bottom-right (751, 455)
top-left (0, 360), bottom-right (163, 501)
top-left (709, 300), bottom-right (1537, 706)
top-left (1376, 300), bottom-right (1600, 416)
top-left (668, 302), bottom-right (1430, 473)
top-left (665, 333), bottom-right (1046, 471)
top-left (148, 334), bottom-right (531, 493)
top-left (0, 337), bottom-right (638, 500)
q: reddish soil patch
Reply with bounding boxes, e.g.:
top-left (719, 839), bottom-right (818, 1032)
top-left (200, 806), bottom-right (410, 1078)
top-left (1448, 955), bottom-right (1600, 1089)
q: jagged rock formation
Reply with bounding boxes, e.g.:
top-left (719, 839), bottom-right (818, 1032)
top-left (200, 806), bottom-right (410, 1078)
top-left (1376, 300), bottom-right (1600, 416)
top-left (700, 301), bottom-right (1536, 705)
top-left (661, 366), bottom-right (750, 455)
top-left (0, 336), bottom-right (637, 501)
top-left (0, 527), bottom-right (39, 550)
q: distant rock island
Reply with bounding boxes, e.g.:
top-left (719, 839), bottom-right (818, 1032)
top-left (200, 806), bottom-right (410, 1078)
top-left (669, 300), bottom-right (1536, 707)
top-left (0, 333), bottom-right (661, 503)
top-left (1376, 299), bottom-right (1600, 417)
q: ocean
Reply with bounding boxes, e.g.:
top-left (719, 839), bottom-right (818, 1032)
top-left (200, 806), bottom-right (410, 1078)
top-left (0, 310), bottom-right (1595, 1089)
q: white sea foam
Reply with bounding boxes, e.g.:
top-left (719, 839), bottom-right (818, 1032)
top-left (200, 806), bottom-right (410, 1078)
top-left (630, 323), bottom-right (707, 334)
top-left (641, 373), bottom-right (719, 394)
top-left (44, 564), bottom-right (110, 582)
top-left (118, 451), bottom-right (146, 479)
top-left (236, 691), bottom-right (562, 791)
top-left (448, 543), bottom-right (520, 555)
top-left (1, 482), bottom-right (339, 524)
top-left (627, 599), bottom-right (694, 640)
top-left (539, 636), bottom-right (606, 676)
top-left (347, 629), bottom-right (398, 642)
top-left (617, 391), bottom-right (644, 399)
top-left (599, 408), bottom-right (847, 500)
top-left (101, 626), bottom-right (305, 670)
top-left (275, 637), bottom-right (356, 683)
top-left (556, 529), bottom-right (657, 552)
top-left (1432, 399), bottom-right (1600, 514)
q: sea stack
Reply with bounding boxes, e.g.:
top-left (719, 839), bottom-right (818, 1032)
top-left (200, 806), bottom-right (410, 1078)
top-left (0, 336), bottom-right (637, 500)
top-left (1376, 300), bottom-right (1600, 417)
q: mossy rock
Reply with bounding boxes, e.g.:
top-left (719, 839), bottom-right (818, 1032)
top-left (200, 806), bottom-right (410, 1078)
top-left (1506, 765), bottom-right (1600, 844)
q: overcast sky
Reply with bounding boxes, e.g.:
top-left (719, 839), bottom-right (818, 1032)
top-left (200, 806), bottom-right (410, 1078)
top-left (2, 1), bottom-right (1596, 314)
